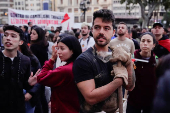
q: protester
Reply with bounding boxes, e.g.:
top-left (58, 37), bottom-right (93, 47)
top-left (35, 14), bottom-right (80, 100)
top-left (21, 25), bottom-right (30, 43)
top-left (127, 32), bottom-right (157, 113)
top-left (79, 22), bottom-right (95, 52)
top-left (32, 35), bottom-right (82, 113)
top-left (152, 54), bottom-right (170, 113)
top-left (152, 22), bottom-right (170, 58)
top-left (110, 22), bottom-right (135, 55)
top-left (30, 26), bottom-right (49, 113)
top-left (18, 40), bottom-right (42, 113)
top-left (73, 9), bottom-right (135, 113)
top-left (0, 25), bottom-right (32, 113)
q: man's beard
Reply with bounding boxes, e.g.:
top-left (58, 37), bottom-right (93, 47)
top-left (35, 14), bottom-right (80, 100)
top-left (118, 31), bottom-right (125, 36)
top-left (82, 33), bottom-right (88, 36)
top-left (94, 35), bottom-right (110, 47)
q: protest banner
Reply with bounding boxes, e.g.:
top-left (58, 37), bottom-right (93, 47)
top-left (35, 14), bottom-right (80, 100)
top-left (8, 8), bottom-right (74, 32)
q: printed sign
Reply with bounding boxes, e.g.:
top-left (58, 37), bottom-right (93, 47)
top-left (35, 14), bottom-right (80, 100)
top-left (8, 8), bottom-right (74, 32)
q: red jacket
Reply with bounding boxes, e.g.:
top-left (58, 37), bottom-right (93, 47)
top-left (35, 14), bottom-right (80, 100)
top-left (128, 49), bottom-right (157, 109)
top-left (37, 59), bottom-right (80, 113)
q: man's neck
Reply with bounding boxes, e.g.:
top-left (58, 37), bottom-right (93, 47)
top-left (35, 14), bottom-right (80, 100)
top-left (95, 44), bottom-right (108, 52)
top-left (82, 34), bottom-right (89, 40)
top-left (117, 35), bottom-right (126, 41)
top-left (3, 49), bottom-right (18, 58)
top-left (155, 34), bottom-right (162, 41)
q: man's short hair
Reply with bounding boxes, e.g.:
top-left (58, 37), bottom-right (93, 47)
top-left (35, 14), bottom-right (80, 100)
top-left (118, 22), bottom-right (128, 29)
top-left (81, 22), bottom-right (90, 30)
top-left (92, 9), bottom-right (115, 29)
top-left (3, 25), bottom-right (24, 40)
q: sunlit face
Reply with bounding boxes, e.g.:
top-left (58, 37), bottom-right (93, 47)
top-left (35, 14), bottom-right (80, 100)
top-left (81, 26), bottom-right (89, 36)
top-left (30, 29), bottom-right (38, 41)
top-left (92, 17), bottom-right (114, 47)
top-left (117, 24), bottom-right (127, 36)
top-left (140, 34), bottom-right (155, 53)
top-left (57, 42), bottom-right (73, 61)
top-left (3, 30), bottom-right (22, 51)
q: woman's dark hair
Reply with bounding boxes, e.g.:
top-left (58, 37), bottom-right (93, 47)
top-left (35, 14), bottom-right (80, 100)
top-left (93, 9), bottom-right (115, 29)
top-left (58, 35), bottom-right (82, 62)
top-left (30, 26), bottom-right (48, 46)
top-left (131, 29), bottom-right (138, 39)
top-left (75, 32), bottom-right (80, 39)
top-left (23, 25), bottom-right (28, 32)
top-left (139, 32), bottom-right (157, 44)
top-left (48, 33), bottom-right (55, 42)
top-left (19, 41), bottom-right (32, 56)
top-left (156, 54), bottom-right (170, 78)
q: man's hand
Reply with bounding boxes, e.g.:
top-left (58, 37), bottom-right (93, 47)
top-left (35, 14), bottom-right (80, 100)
top-left (110, 46), bottom-right (131, 66)
top-left (25, 93), bottom-right (32, 101)
top-left (28, 69), bottom-right (41, 86)
top-left (111, 64), bottom-right (128, 85)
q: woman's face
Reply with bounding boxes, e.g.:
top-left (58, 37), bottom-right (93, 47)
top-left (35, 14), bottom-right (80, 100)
top-left (140, 34), bottom-right (155, 53)
top-left (57, 42), bottom-right (73, 61)
top-left (30, 29), bottom-right (38, 41)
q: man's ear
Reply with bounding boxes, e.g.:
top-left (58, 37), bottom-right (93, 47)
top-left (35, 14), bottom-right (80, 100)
top-left (19, 40), bottom-right (24, 45)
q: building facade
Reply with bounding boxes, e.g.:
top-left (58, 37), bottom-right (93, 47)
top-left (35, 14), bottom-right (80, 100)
top-left (55, 0), bottom-right (113, 24)
top-left (0, 0), bottom-right (13, 24)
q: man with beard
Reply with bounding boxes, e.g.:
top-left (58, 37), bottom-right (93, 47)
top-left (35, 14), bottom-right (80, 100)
top-left (152, 22), bottom-right (170, 58)
top-left (109, 22), bottom-right (135, 55)
top-left (73, 9), bottom-right (135, 113)
top-left (79, 22), bottom-right (95, 52)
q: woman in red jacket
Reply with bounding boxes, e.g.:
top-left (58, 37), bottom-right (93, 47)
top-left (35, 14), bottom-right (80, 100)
top-left (33, 35), bottom-right (82, 113)
top-left (126, 32), bottom-right (158, 113)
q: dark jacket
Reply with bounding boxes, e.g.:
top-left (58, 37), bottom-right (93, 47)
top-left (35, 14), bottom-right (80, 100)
top-left (30, 44), bottom-right (48, 67)
top-left (153, 35), bottom-right (170, 58)
top-left (128, 49), bottom-right (157, 109)
top-left (27, 55), bottom-right (41, 107)
top-left (0, 51), bottom-right (31, 113)
top-left (152, 70), bottom-right (170, 113)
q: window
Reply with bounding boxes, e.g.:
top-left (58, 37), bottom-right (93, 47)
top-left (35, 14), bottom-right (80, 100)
top-left (87, 16), bottom-right (92, 23)
top-left (18, 2), bottom-right (20, 5)
top-left (68, 8), bottom-right (72, 12)
top-left (30, 4), bottom-right (34, 6)
top-left (87, 7), bottom-right (91, 12)
top-left (68, 0), bottom-right (72, 5)
top-left (97, 0), bottom-right (99, 4)
top-left (60, 8), bottom-right (64, 12)
top-left (37, 3), bottom-right (40, 6)
top-left (22, 7), bottom-right (24, 10)
top-left (61, 0), bottom-right (63, 4)
top-left (160, 12), bottom-right (164, 16)
top-left (26, 4), bottom-right (28, 6)
top-left (94, 7), bottom-right (99, 12)
top-left (80, 16), bottom-right (84, 22)
top-left (74, 8), bottom-right (78, 13)
top-left (74, 16), bottom-right (79, 23)
top-left (15, 2), bottom-right (17, 5)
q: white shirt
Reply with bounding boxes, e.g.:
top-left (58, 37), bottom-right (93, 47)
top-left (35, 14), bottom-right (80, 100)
top-left (79, 37), bottom-right (95, 52)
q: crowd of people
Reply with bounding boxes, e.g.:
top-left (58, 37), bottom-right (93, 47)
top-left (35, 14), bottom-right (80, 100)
top-left (0, 9), bottom-right (170, 113)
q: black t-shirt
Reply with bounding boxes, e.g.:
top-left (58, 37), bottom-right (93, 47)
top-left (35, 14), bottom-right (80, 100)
top-left (73, 47), bottom-right (118, 113)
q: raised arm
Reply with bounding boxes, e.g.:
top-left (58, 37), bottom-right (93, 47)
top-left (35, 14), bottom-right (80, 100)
top-left (77, 78), bottom-right (123, 105)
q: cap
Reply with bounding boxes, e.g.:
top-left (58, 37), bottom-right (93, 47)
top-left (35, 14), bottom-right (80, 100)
top-left (153, 22), bottom-right (163, 28)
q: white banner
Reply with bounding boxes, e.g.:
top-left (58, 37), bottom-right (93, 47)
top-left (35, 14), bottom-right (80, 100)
top-left (8, 8), bottom-right (74, 32)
